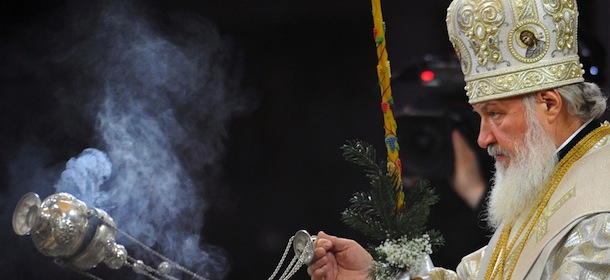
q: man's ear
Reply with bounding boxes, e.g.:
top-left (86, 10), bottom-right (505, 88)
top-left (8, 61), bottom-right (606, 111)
top-left (536, 89), bottom-right (562, 123)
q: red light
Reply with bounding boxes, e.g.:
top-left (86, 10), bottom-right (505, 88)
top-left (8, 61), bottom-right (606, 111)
top-left (420, 70), bottom-right (435, 82)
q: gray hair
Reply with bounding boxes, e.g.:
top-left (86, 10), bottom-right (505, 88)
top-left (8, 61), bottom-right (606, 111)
top-left (557, 82), bottom-right (607, 120)
top-left (522, 82), bottom-right (607, 121)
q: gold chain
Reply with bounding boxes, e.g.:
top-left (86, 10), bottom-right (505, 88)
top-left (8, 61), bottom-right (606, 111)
top-left (484, 123), bottom-right (610, 279)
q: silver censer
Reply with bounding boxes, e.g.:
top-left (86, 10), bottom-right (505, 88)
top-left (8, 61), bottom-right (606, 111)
top-left (12, 192), bottom-right (127, 270)
top-left (268, 229), bottom-right (317, 280)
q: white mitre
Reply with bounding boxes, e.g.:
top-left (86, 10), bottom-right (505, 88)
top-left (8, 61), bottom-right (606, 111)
top-left (446, 0), bottom-right (585, 104)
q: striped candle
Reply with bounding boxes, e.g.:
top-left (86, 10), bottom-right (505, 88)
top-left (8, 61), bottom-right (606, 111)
top-left (371, 0), bottom-right (405, 212)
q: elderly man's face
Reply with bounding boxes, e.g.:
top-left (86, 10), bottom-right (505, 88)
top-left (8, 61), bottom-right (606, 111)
top-left (472, 96), bottom-right (533, 166)
top-left (475, 94), bottom-right (560, 227)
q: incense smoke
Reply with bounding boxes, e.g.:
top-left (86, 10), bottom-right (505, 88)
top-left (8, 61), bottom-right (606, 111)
top-left (1, 0), bottom-right (254, 279)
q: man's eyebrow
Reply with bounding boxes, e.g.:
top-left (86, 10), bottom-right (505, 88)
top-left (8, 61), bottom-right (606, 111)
top-left (473, 103), bottom-right (491, 113)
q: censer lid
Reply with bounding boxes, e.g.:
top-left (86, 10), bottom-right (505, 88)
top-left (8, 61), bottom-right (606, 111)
top-left (12, 192), bottom-right (42, 236)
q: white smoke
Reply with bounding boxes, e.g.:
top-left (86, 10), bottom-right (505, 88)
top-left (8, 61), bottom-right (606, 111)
top-left (1, 0), bottom-right (255, 279)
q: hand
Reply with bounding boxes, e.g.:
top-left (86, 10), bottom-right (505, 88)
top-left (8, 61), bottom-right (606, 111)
top-left (451, 129), bottom-right (486, 209)
top-left (307, 231), bottom-right (373, 280)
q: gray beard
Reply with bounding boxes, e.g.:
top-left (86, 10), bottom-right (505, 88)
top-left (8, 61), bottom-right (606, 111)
top-left (486, 117), bottom-right (559, 229)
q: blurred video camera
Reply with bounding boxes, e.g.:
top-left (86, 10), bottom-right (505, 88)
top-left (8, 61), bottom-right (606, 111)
top-left (392, 56), bottom-right (489, 181)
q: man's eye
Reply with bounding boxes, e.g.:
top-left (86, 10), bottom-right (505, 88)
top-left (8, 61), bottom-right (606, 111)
top-left (488, 111), bottom-right (501, 118)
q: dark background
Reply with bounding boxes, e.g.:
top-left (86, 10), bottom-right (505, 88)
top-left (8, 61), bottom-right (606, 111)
top-left (1, 1), bottom-right (608, 279)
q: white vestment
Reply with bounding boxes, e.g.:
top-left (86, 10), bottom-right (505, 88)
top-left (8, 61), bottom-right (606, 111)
top-left (428, 126), bottom-right (610, 279)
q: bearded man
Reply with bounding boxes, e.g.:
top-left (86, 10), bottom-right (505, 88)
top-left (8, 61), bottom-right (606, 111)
top-left (307, 0), bottom-right (610, 279)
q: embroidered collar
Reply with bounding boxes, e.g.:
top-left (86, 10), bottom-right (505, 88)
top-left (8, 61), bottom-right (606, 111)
top-left (557, 119), bottom-right (600, 160)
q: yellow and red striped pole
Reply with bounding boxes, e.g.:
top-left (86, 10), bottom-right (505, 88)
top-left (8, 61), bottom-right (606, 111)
top-left (371, 0), bottom-right (404, 212)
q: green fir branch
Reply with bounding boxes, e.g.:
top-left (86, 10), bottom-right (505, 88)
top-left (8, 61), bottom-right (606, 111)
top-left (340, 139), bottom-right (443, 246)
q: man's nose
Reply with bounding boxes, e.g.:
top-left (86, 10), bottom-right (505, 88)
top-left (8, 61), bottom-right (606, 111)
top-left (477, 122), bottom-right (495, 149)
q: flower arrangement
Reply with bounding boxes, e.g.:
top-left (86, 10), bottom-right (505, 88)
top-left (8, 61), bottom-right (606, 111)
top-left (340, 140), bottom-right (443, 279)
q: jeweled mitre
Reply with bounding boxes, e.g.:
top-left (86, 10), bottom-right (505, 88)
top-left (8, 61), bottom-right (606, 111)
top-left (446, 0), bottom-right (584, 104)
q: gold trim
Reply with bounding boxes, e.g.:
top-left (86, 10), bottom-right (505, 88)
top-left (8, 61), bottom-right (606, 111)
top-left (450, 35), bottom-right (473, 76)
top-left (541, 0), bottom-right (578, 53)
top-left (466, 57), bottom-right (583, 103)
top-left (455, 0), bottom-right (506, 67)
top-left (509, 0), bottom-right (538, 21)
top-left (534, 186), bottom-right (576, 241)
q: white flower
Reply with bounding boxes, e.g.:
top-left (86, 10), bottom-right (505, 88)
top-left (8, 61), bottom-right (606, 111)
top-left (374, 234), bottom-right (432, 272)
